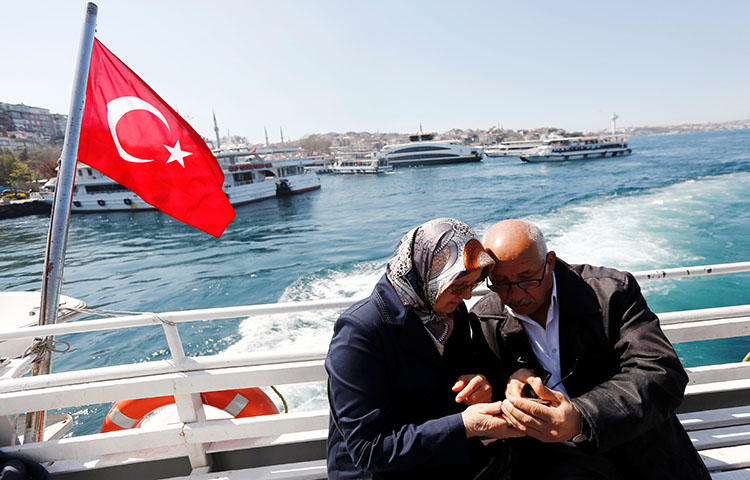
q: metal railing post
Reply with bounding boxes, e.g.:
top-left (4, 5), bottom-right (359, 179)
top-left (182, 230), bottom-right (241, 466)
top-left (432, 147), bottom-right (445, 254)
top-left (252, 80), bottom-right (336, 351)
top-left (160, 320), bottom-right (210, 469)
top-left (25, 2), bottom-right (98, 444)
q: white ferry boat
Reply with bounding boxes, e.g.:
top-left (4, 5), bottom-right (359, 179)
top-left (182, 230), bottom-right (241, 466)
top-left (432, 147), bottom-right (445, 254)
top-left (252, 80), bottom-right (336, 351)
top-left (380, 132), bottom-right (484, 167)
top-left (329, 152), bottom-right (393, 174)
top-left (2, 262), bottom-right (750, 479)
top-left (214, 150), bottom-right (321, 196)
top-left (40, 152), bottom-right (321, 212)
top-left (520, 136), bottom-right (632, 163)
top-left (41, 161), bottom-right (276, 211)
top-left (484, 139), bottom-right (543, 157)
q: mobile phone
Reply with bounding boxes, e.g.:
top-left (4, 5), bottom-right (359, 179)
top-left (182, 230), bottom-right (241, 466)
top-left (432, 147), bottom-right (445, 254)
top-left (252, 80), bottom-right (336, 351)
top-left (521, 384), bottom-right (550, 405)
top-left (521, 383), bottom-right (538, 398)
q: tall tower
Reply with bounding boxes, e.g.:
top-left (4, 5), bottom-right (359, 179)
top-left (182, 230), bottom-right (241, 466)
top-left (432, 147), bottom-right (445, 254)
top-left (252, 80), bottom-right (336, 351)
top-left (280, 126), bottom-right (285, 144)
top-left (264, 126), bottom-right (270, 147)
top-left (212, 111), bottom-right (220, 149)
top-left (610, 113), bottom-right (619, 136)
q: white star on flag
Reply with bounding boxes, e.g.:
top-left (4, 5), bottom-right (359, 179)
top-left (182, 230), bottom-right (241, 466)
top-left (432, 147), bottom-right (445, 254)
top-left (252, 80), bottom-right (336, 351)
top-left (164, 140), bottom-right (192, 167)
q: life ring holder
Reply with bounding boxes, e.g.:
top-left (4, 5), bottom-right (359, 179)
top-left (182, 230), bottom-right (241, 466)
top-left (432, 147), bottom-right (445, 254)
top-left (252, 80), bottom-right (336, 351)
top-left (100, 387), bottom-right (280, 432)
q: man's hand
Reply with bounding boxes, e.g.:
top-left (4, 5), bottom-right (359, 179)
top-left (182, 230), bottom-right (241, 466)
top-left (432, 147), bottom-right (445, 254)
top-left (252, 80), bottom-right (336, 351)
top-left (505, 368), bottom-right (536, 398)
top-left (461, 402), bottom-right (526, 439)
top-left (453, 374), bottom-right (492, 405)
top-left (501, 376), bottom-right (582, 443)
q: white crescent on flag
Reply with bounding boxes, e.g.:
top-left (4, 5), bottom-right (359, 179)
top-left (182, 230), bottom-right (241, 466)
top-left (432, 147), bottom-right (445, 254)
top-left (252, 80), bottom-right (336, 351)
top-left (106, 96), bottom-right (170, 163)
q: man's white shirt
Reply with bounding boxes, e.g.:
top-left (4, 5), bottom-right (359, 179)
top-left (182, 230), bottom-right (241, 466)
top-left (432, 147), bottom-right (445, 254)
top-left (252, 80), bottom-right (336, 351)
top-left (506, 273), bottom-right (570, 399)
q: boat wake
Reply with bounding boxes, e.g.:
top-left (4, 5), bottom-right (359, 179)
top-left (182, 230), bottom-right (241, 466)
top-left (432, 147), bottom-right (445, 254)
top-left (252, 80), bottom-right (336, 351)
top-left (222, 261), bottom-right (384, 411)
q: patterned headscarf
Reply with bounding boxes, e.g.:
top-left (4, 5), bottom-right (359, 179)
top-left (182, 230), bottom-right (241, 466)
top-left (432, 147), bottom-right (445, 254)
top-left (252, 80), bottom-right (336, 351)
top-left (386, 218), bottom-right (494, 354)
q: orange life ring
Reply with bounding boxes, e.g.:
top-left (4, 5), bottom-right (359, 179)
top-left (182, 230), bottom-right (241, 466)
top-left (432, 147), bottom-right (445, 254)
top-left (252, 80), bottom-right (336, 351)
top-left (100, 388), bottom-right (279, 432)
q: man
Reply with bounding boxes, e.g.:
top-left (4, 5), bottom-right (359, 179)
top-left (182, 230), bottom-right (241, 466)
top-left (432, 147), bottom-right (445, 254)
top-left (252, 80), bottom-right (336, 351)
top-left (470, 219), bottom-right (709, 479)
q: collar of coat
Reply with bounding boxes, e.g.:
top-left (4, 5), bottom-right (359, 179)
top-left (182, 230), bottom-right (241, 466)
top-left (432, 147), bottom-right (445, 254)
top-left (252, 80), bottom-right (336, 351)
top-left (372, 273), bottom-right (470, 365)
top-left (470, 259), bottom-right (603, 342)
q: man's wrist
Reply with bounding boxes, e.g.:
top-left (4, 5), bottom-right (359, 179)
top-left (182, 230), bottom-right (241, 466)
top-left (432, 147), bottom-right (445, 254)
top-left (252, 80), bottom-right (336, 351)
top-left (570, 416), bottom-right (590, 443)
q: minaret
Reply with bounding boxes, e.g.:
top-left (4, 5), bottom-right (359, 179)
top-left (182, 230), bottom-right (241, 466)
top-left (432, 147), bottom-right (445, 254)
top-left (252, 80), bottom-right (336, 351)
top-left (610, 113), bottom-right (619, 135)
top-left (264, 126), bottom-right (270, 147)
top-left (280, 126), bottom-right (285, 144)
top-left (212, 111), bottom-right (220, 149)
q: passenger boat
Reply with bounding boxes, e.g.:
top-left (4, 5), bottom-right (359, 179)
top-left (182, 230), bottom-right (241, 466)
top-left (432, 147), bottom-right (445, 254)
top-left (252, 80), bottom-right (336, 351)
top-left (329, 152), bottom-right (393, 174)
top-left (380, 132), bottom-right (484, 167)
top-left (520, 135), bottom-right (632, 162)
top-left (214, 150), bottom-right (321, 196)
top-left (40, 151), bottom-right (321, 211)
top-left (484, 139), bottom-right (543, 157)
top-left (1, 262), bottom-right (750, 479)
top-left (40, 160), bottom-right (276, 211)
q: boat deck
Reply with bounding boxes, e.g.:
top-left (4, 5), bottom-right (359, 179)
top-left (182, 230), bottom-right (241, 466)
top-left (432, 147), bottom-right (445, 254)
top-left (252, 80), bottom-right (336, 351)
top-left (1, 262), bottom-right (749, 479)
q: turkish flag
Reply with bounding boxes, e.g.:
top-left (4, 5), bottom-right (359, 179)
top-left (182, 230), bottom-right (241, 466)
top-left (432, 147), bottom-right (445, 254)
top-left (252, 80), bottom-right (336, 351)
top-left (78, 39), bottom-right (235, 237)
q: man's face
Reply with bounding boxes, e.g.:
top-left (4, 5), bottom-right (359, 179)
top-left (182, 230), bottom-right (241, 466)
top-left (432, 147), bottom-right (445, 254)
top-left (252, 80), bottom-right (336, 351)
top-left (487, 249), bottom-right (554, 317)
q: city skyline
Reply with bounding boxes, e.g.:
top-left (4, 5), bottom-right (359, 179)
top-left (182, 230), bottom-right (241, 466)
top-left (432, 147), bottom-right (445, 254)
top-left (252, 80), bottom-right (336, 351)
top-left (2, 1), bottom-right (749, 144)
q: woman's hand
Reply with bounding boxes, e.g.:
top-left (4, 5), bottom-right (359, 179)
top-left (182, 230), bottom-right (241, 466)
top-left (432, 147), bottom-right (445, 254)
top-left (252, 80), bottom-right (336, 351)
top-left (453, 374), bottom-right (492, 405)
top-left (461, 402), bottom-right (526, 439)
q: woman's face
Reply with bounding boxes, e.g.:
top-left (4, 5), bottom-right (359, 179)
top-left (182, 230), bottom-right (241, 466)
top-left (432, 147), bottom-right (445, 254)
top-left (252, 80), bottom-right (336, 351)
top-left (432, 268), bottom-right (483, 314)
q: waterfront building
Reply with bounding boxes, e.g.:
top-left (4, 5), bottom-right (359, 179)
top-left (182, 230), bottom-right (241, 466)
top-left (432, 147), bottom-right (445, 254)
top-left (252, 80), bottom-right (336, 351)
top-left (0, 102), bottom-right (67, 142)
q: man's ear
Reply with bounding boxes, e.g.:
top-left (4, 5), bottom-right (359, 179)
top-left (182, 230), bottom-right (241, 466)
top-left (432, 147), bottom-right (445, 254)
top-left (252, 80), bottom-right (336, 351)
top-left (548, 251), bottom-right (556, 271)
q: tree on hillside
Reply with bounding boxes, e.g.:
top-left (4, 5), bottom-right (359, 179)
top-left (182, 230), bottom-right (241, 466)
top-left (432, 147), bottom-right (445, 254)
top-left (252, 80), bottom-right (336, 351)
top-left (9, 161), bottom-right (33, 185)
top-left (37, 158), bottom-right (58, 179)
top-left (298, 135), bottom-right (331, 154)
top-left (0, 150), bottom-right (17, 186)
top-left (26, 146), bottom-right (61, 179)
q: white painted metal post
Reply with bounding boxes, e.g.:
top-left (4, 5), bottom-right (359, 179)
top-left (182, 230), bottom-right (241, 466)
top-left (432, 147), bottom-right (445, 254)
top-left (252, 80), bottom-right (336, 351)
top-left (160, 320), bottom-right (210, 469)
top-left (26, 2), bottom-right (98, 444)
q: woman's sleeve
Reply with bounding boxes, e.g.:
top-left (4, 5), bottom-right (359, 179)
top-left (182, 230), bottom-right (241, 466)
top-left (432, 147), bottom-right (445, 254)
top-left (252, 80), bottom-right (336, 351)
top-left (326, 312), bottom-right (472, 473)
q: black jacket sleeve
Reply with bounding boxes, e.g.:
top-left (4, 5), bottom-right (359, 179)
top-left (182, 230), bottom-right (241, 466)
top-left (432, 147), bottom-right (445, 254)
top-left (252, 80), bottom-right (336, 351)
top-left (571, 272), bottom-right (688, 452)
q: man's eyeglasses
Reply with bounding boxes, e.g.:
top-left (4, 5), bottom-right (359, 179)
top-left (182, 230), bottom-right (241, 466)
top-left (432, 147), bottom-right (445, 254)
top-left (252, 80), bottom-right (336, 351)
top-left (486, 258), bottom-right (548, 295)
top-left (446, 277), bottom-right (484, 295)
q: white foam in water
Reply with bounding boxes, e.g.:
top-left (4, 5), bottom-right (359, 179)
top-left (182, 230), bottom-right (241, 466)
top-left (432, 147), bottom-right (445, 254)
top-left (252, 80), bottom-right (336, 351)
top-left (479, 173), bottom-right (748, 272)
top-left (221, 262), bottom-right (385, 411)
top-left (223, 262), bottom-right (383, 356)
top-left (477, 172), bottom-right (749, 299)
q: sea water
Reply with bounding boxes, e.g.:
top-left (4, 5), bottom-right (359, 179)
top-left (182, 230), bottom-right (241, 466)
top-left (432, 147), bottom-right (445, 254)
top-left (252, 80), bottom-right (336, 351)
top-left (1, 129), bottom-right (748, 434)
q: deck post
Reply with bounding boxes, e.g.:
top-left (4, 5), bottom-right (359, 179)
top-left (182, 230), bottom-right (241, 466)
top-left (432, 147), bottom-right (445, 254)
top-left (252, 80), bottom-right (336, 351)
top-left (25, 2), bottom-right (98, 444)
top-left (161, 321), bottom-right (211, 469)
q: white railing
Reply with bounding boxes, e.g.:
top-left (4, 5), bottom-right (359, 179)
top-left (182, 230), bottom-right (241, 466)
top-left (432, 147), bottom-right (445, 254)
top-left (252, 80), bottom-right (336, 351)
top-left (0, 261), bottom-right (748, 475)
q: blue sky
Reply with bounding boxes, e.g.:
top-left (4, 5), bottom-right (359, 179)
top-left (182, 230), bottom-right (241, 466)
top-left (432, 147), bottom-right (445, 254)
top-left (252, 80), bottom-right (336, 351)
top-left (2, 1), bottom-right (749, 143)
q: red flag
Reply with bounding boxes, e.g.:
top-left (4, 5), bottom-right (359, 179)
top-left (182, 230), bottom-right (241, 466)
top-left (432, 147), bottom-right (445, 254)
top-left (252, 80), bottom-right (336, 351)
top-left (250, 147), bottom-right (257, 153)
top-left (78, 39), bottom-right (235, 237)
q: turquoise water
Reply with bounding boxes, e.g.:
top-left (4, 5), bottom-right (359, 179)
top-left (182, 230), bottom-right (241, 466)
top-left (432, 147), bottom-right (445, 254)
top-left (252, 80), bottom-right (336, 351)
top-left (1, 129), bottom-right (749, 434)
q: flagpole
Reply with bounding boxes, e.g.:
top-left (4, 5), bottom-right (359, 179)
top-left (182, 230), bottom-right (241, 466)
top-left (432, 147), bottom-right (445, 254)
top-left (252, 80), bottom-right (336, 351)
top-left (25, 2), bottom-right (98, 444)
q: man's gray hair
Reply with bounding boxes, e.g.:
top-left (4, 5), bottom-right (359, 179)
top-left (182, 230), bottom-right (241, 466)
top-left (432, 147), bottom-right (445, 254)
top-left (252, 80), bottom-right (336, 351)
top-left (526, 223), bottom-right (548, 260)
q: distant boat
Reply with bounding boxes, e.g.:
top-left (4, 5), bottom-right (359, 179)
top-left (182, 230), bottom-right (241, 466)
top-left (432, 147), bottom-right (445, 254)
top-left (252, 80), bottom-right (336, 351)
top-left (380, 132), bottom-right (483, 167)
top-left (484, 139), bottom-right (543, 157)
top-left (329, 152), bottom-right (393, 174)
top-left (41, 151), bottom-right (320, 211)
top-left (215, 150), bottom-right (321, 196)
top-left (520, 136), bottom-right (632, 163)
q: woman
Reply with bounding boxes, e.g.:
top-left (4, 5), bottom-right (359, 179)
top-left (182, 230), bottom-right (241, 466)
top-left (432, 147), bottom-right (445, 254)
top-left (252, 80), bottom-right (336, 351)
top-left (326, 218), bottom-right (521, 480)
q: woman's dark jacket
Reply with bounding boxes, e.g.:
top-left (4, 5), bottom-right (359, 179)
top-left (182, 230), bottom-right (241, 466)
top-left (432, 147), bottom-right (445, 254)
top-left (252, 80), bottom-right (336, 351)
top-left (470, 259), bottom-right (710, 479)
top-left (326, 274), bottom-right (493, 480)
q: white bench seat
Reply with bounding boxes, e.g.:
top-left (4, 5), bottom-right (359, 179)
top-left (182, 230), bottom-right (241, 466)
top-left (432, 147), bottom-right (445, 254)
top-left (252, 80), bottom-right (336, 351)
top-left (710, 468), bottom-right (750, 479)
top-left (680, 405), bottom-right (750, 476)
top-left (165, 460), bottom-right (327, 480)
